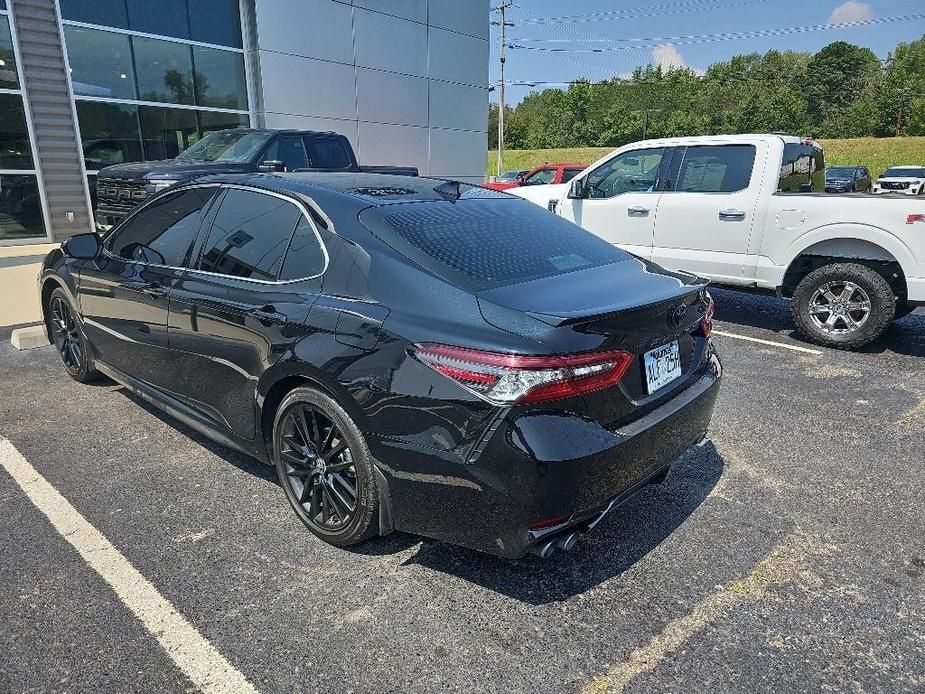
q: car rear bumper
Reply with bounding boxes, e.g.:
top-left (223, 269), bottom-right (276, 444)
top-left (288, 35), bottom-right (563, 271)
top-left (371, 348), bottom-right (722, 559)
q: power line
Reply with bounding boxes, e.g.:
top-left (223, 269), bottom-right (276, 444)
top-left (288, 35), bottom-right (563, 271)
top-left (521, 0), bottom-right (773, 25)
top-left (509, 13), bottom-right (925, 52)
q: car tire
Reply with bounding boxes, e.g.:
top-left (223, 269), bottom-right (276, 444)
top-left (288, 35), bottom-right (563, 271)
top-left (791, 263), bottom-right (895, 350)
top-left (273, 386), bottom-right (379, 548)
top-left (47, 287), bottom-right (99, 383)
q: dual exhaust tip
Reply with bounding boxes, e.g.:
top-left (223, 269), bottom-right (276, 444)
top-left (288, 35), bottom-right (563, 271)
top-left (531, 530), bottom-right (580, 559)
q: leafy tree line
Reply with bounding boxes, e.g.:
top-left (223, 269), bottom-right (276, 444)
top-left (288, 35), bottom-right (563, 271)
top-left (489, 34), bottom-right (925, 151)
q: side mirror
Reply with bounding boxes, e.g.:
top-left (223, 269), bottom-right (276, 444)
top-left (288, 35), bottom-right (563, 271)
top-left (132, 244), bottom-right (166, 266)
top-left (258, 159), bottom-right (285, 172)
top-left (567, 178), bottom-right (587, 199)
top-left (61, 232), bottom-right (102, 260)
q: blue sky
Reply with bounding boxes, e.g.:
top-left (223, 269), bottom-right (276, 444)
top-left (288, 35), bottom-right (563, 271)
top-left (490, 0), bottom-right (925, 104)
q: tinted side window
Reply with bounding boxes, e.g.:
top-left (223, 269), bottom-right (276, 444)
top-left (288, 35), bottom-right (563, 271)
top-left (676, 145), bottom-right (755, 193)
top-left (197, 189), bottom-right (301, 280)
top-left (585, 148), bottom-right (665, 199)
top-left (106, 187), bottom-right (215, 265)
top-left (561, 168), bottom-right (583, 183)
top-left (779, 143), bottom-right (824, 192)
top-left (305, 137), bottom-right (353, 170)
top-left (262, 135), bottom-right (308, 171)
top-left (279, 216), bottom-right (326, 280)
top-left (523, 168), bottom-right (556, 186)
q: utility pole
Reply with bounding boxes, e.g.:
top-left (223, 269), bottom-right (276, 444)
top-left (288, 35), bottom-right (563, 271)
top-left (895, 88), bottom-right (907, 137)
top-left (492, 1), bottom-right (514, 178)
top-left (632, 109), bottom-right (662, 140)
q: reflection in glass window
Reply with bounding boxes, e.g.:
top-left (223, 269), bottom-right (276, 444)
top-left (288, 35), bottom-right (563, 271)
top-left (139, 105), bottom-right (197, 160)
top-left (198, 189), bottom-right (301, 280)
top-left (198, 110), bottom-right (249, 136)
top-left (585, 148), bottom-right (665, 199)
top-left (676, 145), bottom-right (755, 193)
top-left (60, 0), bottom-right (128, 28)
top-left (0, 175), bottom-right (45, 240)
top-left (0, 15), bottom-right (18, 88)
top-left (0, 94), bottom-right (34, 170)
top-left (192, 46), bottom-right (247, 110)
top-left (279, 217), bottom-right (325, 280)
top-left (133, 36), bottom-right (194, 105)
top-left (76, 101), bottom-right (143, 170)
top-left (188, 0), bottom-right (242, 48)
top-left (126, 0), bottom-right (189, 40)
top-left (65, 26), bottom-right (135, 99)
top-left (178, 130), bottom-right (269, 163)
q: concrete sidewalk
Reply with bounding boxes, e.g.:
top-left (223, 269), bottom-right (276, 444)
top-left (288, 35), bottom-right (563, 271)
top-left (0, 243), bottom-right (57, 330)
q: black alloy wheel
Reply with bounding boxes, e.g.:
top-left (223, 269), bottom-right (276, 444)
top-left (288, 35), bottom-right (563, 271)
top-left (48, 288), bottom-right (97, 382)
top-left (273, 387), bottom-right (378, 546)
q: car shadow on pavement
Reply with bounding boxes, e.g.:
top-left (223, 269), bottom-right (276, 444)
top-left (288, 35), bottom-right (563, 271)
top-left (710, 288), bottom-right (925, 358)
top-left (399, 443), bottom-right (725, 604)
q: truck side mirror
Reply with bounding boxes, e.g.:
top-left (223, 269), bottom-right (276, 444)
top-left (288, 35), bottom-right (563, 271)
top-left (61, 232), bottom-right (102, 260)
top-left (568, 178), bottom-right (587, 199)
top-left (258, 159), bottom-right (285, 173)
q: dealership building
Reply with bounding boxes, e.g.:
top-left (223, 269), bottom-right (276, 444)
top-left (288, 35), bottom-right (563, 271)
top-left (0, 0), bottom-right (489, 244)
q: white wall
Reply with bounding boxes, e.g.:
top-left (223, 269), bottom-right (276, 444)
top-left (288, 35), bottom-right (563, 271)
top-left (247, 0), bottom-right (488, 182)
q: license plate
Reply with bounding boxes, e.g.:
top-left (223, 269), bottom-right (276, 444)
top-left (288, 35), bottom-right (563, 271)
top-left (643, 340), bottom-right (682, 394)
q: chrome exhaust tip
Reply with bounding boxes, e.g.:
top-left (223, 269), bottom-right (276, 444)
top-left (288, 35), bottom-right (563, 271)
top-left (531, 539), bottom-right (556, 559)
top-left (556, 532), bottom-right (579, 551)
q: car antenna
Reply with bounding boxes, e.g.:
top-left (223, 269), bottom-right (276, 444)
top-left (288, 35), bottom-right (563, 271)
top-left (434, 180), bottom-right (463, 203)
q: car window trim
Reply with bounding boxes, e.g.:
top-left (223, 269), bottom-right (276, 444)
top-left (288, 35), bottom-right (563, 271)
top-left (103, 183), bottom-right (330, 285)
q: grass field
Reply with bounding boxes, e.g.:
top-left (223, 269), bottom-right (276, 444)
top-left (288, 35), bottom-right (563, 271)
top-left (486, 136), bottom-right (925, 180)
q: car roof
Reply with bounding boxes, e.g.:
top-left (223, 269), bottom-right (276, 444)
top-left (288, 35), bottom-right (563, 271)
top-left (189, 172), bottom-right (511, 207)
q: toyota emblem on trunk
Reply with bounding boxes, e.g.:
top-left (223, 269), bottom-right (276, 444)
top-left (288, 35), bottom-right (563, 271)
top-left (670, 303), bottom-right (688, 326)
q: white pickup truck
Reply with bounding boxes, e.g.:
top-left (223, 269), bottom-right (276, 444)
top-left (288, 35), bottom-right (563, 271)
top-left (511, 134), bottom-right (925, 349)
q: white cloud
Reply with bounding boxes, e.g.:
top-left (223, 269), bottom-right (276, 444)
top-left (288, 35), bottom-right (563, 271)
top-left (651, 44), bottom-right (704, 76)
top-left (827, 1), bottom-right (873, 24)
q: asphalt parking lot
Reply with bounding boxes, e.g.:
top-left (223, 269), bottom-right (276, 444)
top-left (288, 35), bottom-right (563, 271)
top-left (1, 290), bottom-right (923, 694)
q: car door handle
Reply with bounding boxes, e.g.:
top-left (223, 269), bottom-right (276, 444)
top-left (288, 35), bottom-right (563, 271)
top-left (719, 209), bottom-right (746, 220)
top-left (627, 206), bottom-right (650, 216)
top-left (249, 304), bottom-right (286, 325)
top-left (140, 282), bottom-right (167, 299)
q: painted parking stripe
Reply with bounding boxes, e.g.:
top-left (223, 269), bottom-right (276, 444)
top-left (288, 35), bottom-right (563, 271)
top-left (582, 532), bottom-right (831, 694)
top-left (0, 437), bottom-right (259, 694)
top-left (712, 329), bottom-right (823, 355)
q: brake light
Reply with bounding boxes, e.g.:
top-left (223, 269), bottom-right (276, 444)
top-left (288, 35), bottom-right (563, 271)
top-left (412, 344), bottom-right (634, 406)
top-left (700, 292), bottom-right (715, 337)
top-left (908, 214), bottom-right (925, 224)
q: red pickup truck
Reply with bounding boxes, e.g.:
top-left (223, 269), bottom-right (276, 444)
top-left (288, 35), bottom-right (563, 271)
top-left (484, 162), bottom-right (588, 191)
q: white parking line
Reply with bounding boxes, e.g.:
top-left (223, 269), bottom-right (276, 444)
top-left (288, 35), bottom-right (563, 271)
top-left (712, 329), bottom-right (823, 355)
top-left (0, 437), bottom-right (259, 694)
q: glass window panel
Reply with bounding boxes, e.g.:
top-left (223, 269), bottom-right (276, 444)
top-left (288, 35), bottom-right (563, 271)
top-left (188, 0), bottom-right (242, 48)
top-left (76, 101), bottom-right (143, 170)
top-left (0, 15), bottom-right (17, 88)
top-left (138, 105), bottom-right (197, 160)
top-left (261, 135), bottom-right (307, 172)
top-left (107, 187), bottom-right (216, 266)
top-left (0, 175), bottom-right (45, 240)
top-left (585, 148), bottom-right (665, 199)
top-left (133, 36), bottom-right (194, 105)
top-left (126, 0), bottom-right (189, 40)
top-left (304, 136), bottom-right (353, 170)
top-left (676, 145), bottom-right (756, 193)
top-left (192, 46), bottom-right (246, 110)
top-left (60, 0), bottom-right (129, 28)
top-left (279, 217), bottom-right (325, 280)
top-left (198, 189), bottom-right (300, 280)
top-left (0, 1), bottom-right (6, 11)
top-left (0, 94), bottom-right (33, 170)
top-left (197, 110), bottom-right (249, 136)
top-left (64, 26), bottom-right (135, 100)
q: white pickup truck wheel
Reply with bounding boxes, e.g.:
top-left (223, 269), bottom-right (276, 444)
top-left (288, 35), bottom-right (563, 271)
top-left (791, 263), bottom-right (896, 350)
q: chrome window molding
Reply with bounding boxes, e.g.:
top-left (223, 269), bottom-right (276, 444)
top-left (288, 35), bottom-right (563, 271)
top-left (103, 182), bottom-right (330, 285)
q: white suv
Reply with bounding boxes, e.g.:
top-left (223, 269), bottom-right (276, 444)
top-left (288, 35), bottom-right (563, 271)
top-left (873, 166), bottom-right (925, 195)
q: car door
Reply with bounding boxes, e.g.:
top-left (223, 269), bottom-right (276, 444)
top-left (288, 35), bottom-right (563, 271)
top-left (79, 186), bottom-right (219, 397)
top-left (650, 143), bottom-right (761, 284)
top-left (168, 186), bottom-right (324, 439)
top-left (557, 147), bottom-right (670, 259)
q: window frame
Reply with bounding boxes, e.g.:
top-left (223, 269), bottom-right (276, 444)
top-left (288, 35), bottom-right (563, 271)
top-left (182, 184), bottom-right (329, 284)
top-left (0, 3), bottom-right (51, 245)
top-left (666, 144), bottom-right (758, 195)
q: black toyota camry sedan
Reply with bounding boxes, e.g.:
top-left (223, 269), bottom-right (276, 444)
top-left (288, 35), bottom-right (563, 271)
top-left (39, 173), bottom-right (721, 559)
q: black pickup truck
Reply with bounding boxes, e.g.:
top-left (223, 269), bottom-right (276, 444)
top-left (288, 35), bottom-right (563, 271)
top-left (93, 128), bottom-right (418, 231)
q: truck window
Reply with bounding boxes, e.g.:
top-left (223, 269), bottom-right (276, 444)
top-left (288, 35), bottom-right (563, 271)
top-left (585, 148), bottom-right (666, 199)
top-left (304, 137), bottom-right (353, 170)
top-left (779, 143), bottom-right (825, 193)
top-left (262, 135), bottom-right (308, 171)
top-left (522, 168), bottom-right (556, 186)
top-left (675, 145), bottom-right (755, 193)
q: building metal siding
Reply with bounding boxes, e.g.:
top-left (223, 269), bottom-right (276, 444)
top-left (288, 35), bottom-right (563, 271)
top-left (11, 0), bottom-right (93, 240)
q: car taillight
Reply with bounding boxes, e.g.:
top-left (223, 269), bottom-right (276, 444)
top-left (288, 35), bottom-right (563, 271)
top-left (411, 344), bottom-right (633, 406)
top-left (700, 292), bottom-right (715, 337)
top-left (907, 214), bottom-right (925, 225)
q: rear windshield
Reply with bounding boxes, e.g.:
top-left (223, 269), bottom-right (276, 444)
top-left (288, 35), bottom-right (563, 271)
top-left (360, 198), bottom-right (627, 291)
